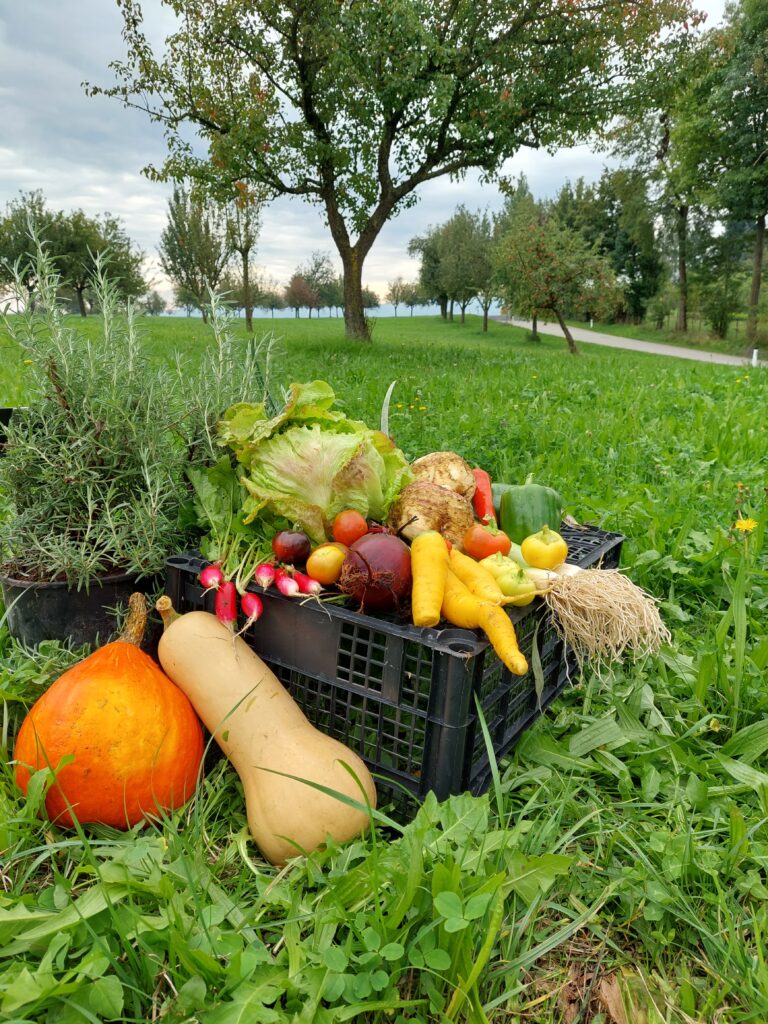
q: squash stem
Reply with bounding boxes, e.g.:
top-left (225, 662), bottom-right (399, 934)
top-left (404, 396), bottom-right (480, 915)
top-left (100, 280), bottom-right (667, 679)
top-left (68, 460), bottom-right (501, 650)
top-left (120, 592), bottom-right (148, 646)
top-left (156, 595), bottom-right (181, 631)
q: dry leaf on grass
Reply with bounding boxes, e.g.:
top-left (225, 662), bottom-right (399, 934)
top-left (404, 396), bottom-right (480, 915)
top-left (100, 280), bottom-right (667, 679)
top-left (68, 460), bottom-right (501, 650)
top-left (598, 974), bottom-right (629, 1024)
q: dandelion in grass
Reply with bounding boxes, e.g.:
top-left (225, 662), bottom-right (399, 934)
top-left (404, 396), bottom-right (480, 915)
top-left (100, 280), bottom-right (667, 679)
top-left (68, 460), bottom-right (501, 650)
top-left (734, 517), bottom-right (758, 533)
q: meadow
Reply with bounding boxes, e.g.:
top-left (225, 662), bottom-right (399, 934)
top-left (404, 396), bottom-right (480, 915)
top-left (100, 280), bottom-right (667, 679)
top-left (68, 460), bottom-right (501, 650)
top-left (1, 313), bottom-right (767, 1022)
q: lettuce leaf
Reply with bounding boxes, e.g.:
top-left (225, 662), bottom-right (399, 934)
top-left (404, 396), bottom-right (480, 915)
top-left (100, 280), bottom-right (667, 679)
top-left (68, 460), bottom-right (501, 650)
top-left (217, 381), bottom-right (412, 543)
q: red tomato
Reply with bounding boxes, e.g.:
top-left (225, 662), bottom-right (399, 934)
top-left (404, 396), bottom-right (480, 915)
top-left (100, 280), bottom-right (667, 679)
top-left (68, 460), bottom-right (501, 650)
top-left (462, 523), bottom-right (512, 560)
top-left (332, 510), bottom-right (369, 546)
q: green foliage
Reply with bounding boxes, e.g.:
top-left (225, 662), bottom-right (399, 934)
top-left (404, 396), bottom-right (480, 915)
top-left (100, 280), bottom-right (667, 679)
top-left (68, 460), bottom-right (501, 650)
top-left (141, 289), bottom-right (168, 316)
top-left (494, 211), bottom-right (623, 350)
top-left (0, 249), bottom-right (193, 586)
top-left (159, 185), bottom-right (232, 320)
top-left (0, 192), bottom-right (145, 315)
top-left (0, 255), bottom-right (274, 587)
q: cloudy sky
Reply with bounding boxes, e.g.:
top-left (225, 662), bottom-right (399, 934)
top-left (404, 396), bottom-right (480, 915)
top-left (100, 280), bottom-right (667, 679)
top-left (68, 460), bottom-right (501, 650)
top-left (0, 0), bottom-right (727, 302)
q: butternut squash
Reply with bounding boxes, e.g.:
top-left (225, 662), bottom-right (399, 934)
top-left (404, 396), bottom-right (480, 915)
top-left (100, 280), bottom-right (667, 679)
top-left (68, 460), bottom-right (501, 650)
top-left (156, 599), bottom-right (376, 865)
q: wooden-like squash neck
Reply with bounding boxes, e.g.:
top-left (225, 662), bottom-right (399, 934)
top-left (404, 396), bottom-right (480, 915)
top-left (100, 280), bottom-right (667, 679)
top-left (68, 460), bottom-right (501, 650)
top-left (120, 592), bottom-right (148, 647)
top-left (156, 595), bottom-right (181, 631)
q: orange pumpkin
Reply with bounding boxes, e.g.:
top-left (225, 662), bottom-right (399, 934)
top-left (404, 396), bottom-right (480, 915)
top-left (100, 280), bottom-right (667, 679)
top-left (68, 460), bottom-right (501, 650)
top-left (14, 594), bottom-right (204, 829)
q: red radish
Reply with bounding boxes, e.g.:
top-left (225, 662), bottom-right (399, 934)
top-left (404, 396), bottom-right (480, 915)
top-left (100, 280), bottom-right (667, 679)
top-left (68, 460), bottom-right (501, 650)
top-left (240, 592), bottom-right (264, 629)
top-left (199, 563), bottom-right (224, 591)
top-left (214, 580), bottom-right (238, 628)
top-left (274, 567), bottom-right (300, 597)
top-left (292, 570), bottom-right (323, 596)
top-left (254, 563), bottom-right (276, 589)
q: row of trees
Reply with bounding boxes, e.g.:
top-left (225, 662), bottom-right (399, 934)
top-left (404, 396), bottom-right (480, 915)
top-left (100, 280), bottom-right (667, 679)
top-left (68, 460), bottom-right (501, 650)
top-left (408, 156), bottom-right (765, 351)
top-left (157, 188), bottom-right (384, 321)
top-left (0, 191), bottom-right (145, 315)
top-left (72, 0), bottom-right (760, 344)
top-left (405, 190), bottom-right (623, 352)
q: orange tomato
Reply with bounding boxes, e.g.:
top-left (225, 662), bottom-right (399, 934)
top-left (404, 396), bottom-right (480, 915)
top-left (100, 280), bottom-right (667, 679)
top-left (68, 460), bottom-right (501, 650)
top-left (306, 542), bottom-right (348, 585)
top-left (332, 509), bottom-right (369, 546)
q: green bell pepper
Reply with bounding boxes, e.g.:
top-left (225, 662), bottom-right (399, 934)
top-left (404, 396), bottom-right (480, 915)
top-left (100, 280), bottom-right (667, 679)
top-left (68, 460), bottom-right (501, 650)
top-left (493, 478), bottom-right (564, 544)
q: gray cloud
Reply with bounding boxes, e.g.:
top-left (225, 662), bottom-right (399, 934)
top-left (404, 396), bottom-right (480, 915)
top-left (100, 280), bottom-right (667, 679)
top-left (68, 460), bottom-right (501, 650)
top-left (0, 0), bottom-right (727, 299)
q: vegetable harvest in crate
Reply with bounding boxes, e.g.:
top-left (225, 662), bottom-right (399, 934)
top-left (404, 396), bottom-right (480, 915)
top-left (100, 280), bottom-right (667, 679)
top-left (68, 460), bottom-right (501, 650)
top-left (188, 379), bottom-right (670, 674)
top-left (11, 377), bottom-right (670, 866)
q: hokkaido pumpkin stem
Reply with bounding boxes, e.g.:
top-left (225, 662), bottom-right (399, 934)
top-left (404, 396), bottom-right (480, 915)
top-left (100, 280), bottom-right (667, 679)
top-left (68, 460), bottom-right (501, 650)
top-left (156, 595), bottom-right (180, 631)
top-left (120, 592), bottom-right (148, 646)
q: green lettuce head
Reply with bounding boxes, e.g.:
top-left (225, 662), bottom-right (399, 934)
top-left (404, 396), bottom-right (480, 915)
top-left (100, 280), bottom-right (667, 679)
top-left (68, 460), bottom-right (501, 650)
top-left (217, 381), bottom-right (412, 543)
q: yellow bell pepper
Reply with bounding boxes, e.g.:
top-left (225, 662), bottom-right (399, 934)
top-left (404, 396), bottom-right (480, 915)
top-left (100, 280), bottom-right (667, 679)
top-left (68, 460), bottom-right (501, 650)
top-left (520, 525), bottom-right (568, 570)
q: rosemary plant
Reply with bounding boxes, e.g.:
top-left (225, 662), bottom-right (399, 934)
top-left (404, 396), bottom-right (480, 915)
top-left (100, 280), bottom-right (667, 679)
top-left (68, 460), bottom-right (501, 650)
top-left (0, 243), bottom-right (274, 590)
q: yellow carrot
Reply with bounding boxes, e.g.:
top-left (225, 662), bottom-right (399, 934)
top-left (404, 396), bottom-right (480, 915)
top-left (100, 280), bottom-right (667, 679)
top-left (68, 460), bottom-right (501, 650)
top-left (441, 567), bottom-right (529, 676)
top-left (478, 603), bottom-right (528, 676)
top-left (441, 569), bottom-right (483, 629)
top-left (411, 531), bottom-right (450, 628)
top-left (449, 548), bottom-right (507, 604)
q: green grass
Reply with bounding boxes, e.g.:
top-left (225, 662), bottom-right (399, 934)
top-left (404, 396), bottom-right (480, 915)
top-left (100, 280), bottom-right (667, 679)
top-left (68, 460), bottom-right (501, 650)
top-left (1, 312), bottom-right (767, 1022)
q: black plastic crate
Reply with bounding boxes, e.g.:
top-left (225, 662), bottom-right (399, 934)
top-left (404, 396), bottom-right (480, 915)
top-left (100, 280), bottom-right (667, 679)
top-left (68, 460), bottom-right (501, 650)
top-left (164, 524), bottom-right (623, 816)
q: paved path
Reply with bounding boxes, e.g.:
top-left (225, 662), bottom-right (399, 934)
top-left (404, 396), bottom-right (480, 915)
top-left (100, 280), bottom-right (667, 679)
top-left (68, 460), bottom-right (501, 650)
top-left (499, 317), bottom-right (763, 367)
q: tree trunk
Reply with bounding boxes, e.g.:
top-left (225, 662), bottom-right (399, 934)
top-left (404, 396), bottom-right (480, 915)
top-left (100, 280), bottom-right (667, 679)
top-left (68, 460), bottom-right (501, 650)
top-left (449, 299), bottom-right (454, 322)
top-left (439, 296), bottom-right (448, 319)
top-left (554, 307), bottom-right (578, 354)
top-left (76, 284), bottom-right (88, 318)
top-left (241, 251), bottom-right (253, 332)
top-left (459, 301), bottom-right (467, 324)
top-left (483, 304), bottom-right (489, 332)
top-left (747, 213), bottom-right (765, 345)
top-left (340, 248), bottom-right (369, 340)
top-left (531, 313), bottom-right (539, 341)
top-left (676, 204), bottom-right (688, 333)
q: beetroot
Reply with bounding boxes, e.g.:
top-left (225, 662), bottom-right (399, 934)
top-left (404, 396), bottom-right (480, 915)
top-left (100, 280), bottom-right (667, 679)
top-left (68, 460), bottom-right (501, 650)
top-left (338, 532), bottom-right (412, 612)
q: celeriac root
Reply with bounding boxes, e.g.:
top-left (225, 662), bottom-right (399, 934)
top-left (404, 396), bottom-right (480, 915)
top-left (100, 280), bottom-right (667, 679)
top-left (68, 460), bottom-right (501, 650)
top-left (542, 568), bottom-right (671, 671)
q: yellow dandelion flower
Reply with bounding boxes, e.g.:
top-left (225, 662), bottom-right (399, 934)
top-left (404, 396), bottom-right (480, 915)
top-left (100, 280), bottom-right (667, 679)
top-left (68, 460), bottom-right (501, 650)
top-left (734, 517), bottom-right (758, 533)
top-left (419, 405), bottom-right (427, 411)
top-left (710, 718), bottom-right (721, 732)
top-left (395, 403), bottom-right (403, 409)
top-left (23, 359), bottom-right (33, 365)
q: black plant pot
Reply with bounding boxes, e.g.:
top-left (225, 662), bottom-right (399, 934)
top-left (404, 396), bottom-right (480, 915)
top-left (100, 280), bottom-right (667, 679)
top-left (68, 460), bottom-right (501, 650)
top-left (0, 572), bottom-right (156, 648)
top-left (0, 407), bottom-right (13, 453)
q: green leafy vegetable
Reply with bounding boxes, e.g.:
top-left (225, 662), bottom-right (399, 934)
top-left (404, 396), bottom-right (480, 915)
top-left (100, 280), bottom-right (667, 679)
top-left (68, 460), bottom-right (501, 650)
top-left (217, 381), bottom-right (412, 543)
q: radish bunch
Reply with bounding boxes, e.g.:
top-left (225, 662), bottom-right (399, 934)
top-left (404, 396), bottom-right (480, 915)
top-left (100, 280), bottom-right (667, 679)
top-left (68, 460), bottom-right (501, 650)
top-left (198, 563), bottom-right (264, 631)
top-left (198, 558), bottom-right (322, 632)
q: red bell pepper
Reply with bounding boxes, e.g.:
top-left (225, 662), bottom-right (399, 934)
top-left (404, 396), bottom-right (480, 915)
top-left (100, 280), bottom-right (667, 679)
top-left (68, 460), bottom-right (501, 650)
top-left (463, 521), bottom-right (512, 560)
top-left (472, 467), bottom-right (496, 525)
